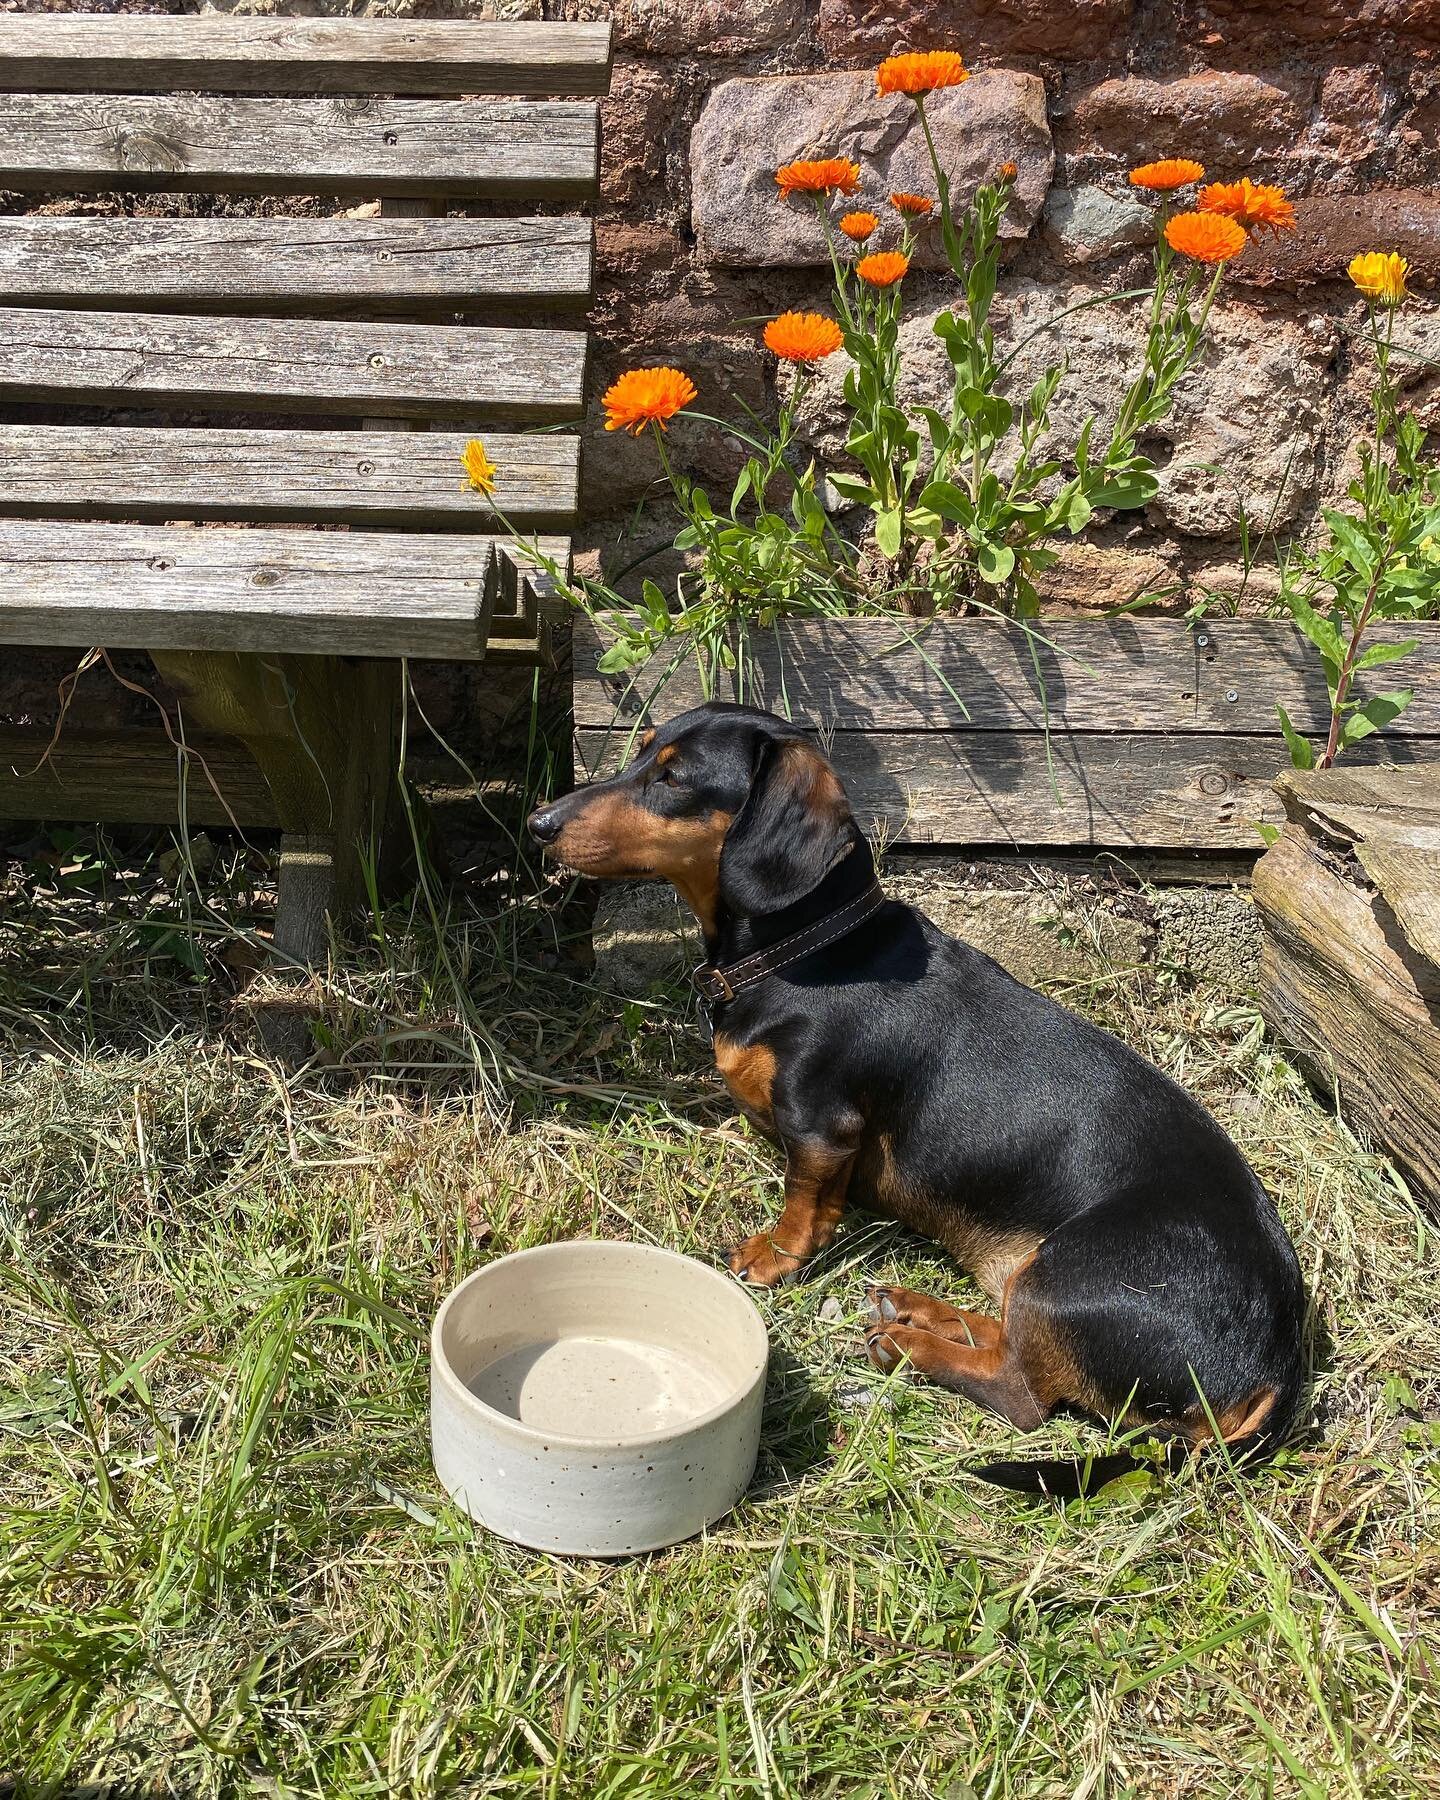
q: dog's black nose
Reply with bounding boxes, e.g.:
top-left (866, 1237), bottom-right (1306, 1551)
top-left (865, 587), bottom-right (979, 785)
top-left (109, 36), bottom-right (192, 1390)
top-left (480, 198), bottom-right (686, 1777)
top-left (528, 805), bottom-right (563, 844)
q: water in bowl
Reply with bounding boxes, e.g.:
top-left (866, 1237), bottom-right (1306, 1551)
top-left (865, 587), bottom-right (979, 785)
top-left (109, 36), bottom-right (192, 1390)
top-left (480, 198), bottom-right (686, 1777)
top-left (470, 1334), bottom-right (732, 1439)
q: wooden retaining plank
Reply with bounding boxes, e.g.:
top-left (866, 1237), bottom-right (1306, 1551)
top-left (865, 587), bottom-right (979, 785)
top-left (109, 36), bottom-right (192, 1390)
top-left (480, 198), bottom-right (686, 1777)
top-left (0, 306), bottom-right (587, 422)
top-left (573, 618), bottom-right (1440, 738)
top-left (575, 723), bottom-right (1418, 850)
top-left (0, 19), bottom-right (614, 97)
top-left (0, 726), bottom-right (277, 828)
top-left (0, 216), bottom-right (593, 309)
top-left (0, 95), bottom-right (600, 198)
top-left (0, 424), bottom-right (580, 529)
top-left (0, 522), bottom-right (568, 662)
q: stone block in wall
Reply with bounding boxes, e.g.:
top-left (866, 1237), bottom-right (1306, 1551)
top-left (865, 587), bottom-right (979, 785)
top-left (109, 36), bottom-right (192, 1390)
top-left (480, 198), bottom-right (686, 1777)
top-left (1065, 72), bottom-right (1312, 175)
top-left (816, 0), bottom-right (1134, 62)
top-left (1191, 0), bottom-right (1440, 48)
top-left (1031, 541), bottom-right (1180, 615)
top-left (1042, 183), bottom-right (1153, 265)
top-left (607, 0), bottom-right (805, 56)
top-left (690, 70), bottom-right (1052, 268)
top-left (1235, 191), bottom-right (1440, 291)
top-left (601, 61), bottom-right (681, 206)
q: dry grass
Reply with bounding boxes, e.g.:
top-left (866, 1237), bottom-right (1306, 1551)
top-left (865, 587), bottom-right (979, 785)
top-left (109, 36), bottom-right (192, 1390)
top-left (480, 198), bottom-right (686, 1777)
top-left (1, 835), bottom-right (1437, 1798)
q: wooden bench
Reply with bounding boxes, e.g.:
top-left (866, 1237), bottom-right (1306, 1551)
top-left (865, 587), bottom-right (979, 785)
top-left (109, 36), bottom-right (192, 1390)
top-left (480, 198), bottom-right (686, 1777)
top-left (0, 14), bottom-right (610, 962)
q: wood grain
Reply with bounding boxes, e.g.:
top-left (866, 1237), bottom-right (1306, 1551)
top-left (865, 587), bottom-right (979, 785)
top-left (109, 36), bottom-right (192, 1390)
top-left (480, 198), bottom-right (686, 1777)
top-left (0, 521), bottom-right (567, 661)
top-left (0, 424), bottom-right (580, 528)
top-left (0, 216), bottom-right (593, 308)
top-left (0, 19), bottom-right (614, 96)
top-left (573, 617), bottom-right (1440, 738)
top-left (0, 726), bottom-right (277, 827)
top-left (0, 305), bottom-right (587, 421)
top-left (0, 94), bottom-right (600, 197)
top-left (576, 724), bottom-right (1415, 850)
top-left (1255, 823), bottom-right (1440, 1201)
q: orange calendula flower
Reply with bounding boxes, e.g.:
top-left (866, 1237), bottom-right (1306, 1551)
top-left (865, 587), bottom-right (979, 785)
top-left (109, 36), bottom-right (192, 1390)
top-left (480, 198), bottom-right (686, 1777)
top-left (889, 190), bottom-right (934, 217)
top-left (602, 366), bottom-right (697, 434)
top-left (1348, 250), bottom-right (1408, 306)
top-left (763, 311), bottom-right (845, 364)
top-left (1198, 177), bottom-right (1296, 237)
top-left (775, 157), bottom-right (861, 199)
top-left (877, 50), bottom-right (968, 96)
top-left (460, 438), bottom-right (497, 497)
top-left (1129, 158), bottom-right (1206, 192)
top-left (856, 250), bottom-right (910, 287)
top-left (839, 210), bottom-right (879, 242)
top-left (1164, 211), bottom-right (1248, 264)
top-left (997, 161), bottom-right (1018, 182)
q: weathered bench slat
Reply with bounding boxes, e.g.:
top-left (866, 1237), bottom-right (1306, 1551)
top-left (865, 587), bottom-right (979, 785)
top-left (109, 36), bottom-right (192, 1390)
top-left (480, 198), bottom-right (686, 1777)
top-left (576, 722), bottom-right (1407, 850)
top-left (0, 95), bottom-right (600, 198)
top-left (0, 19), bottom-right (613, 97)
top-left (0, 522), bottom-right (568, 662)
top-left (573, 618), bottom-right (1440, 738)
top-left (0, 306), bottom-right (587, 421)
top-left (0, 726), bottom-right (278, 828)
top-left (0, 425), bottom-right (580, 528)
top-left (0, 217), bottom-right (594, 308)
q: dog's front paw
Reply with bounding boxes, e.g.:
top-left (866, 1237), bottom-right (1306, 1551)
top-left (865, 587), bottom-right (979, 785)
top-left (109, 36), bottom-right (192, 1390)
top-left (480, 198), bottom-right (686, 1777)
top-left (727, 1232), bottom-right (805, 1288)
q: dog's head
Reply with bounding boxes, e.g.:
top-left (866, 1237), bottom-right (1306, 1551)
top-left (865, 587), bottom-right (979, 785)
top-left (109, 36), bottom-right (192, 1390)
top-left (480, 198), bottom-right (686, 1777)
top-left (528, 703), bottom-right (856, 932)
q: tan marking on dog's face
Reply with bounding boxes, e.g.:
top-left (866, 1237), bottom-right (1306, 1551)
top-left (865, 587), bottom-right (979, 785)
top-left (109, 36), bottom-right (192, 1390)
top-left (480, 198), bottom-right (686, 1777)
top-left (639, 728), bottom-right (656, 751)
top-left (550, 790), bottom-right (732, 936)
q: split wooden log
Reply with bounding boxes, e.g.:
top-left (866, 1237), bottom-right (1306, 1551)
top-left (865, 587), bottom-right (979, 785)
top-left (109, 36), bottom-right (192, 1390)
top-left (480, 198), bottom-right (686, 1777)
top-left (1253, 765), bottom-right (1440, 1204)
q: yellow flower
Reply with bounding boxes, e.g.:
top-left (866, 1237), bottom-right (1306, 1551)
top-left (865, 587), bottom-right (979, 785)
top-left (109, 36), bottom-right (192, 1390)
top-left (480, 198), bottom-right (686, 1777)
top-left (461, 438), bottom-right (497, 497)
top-left (1348, 251), bottom-right (1408, 307)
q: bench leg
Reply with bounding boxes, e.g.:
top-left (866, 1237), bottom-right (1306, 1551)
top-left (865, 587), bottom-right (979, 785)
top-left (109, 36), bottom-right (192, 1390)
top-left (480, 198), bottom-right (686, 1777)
top-left (150, 649), bottom-right (405, 1052)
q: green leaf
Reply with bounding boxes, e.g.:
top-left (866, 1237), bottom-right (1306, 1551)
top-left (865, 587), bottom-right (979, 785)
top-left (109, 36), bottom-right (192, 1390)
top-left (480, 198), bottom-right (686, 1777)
top-left (1090, 469), bottom-right (1160, 510)
top-left (917, 480), bottom-right (975, 526)
top-left (595, 638), bottom-right (653, 675)
top-left (1340, 688), bottom-right (1413, 746)
top-left (1279, 587), bottom-right (1347, 667)
top-left (976, 540), bottom-right (1016, 584)
top-left (1277, 706), bottom-right (1315, 770)
top-left (1353, 638), bottom-right (1419, 671)
top-left (826, 472), bottom-right (876, 505)
top-left (874, 507), bottom-right (903, 559)
top-left (1252, 822), bottom-right (1282, 848)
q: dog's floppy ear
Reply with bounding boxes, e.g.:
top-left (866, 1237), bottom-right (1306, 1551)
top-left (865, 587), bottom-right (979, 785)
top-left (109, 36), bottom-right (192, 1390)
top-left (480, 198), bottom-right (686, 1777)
top-left (719, 734), bottom-right (854, 915)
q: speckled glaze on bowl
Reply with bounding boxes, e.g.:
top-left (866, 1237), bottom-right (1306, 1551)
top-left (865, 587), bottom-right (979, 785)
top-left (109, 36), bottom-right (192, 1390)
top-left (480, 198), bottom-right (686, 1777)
top-left (430, 1241), bottom-right (769, 1556)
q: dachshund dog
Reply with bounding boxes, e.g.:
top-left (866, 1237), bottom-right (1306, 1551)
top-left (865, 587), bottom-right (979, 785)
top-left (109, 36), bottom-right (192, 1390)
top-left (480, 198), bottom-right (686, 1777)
top-left (529, 703), bottom-right (1306, 1494)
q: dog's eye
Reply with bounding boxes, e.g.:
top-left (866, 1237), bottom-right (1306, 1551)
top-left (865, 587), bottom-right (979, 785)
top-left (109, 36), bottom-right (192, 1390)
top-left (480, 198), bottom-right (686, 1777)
top-left (656, 762), bottom-right (685, 786)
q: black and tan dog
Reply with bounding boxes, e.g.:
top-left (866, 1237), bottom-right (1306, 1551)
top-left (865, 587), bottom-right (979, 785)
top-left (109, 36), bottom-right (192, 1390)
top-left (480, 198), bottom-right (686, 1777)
top-left (530, 703), bottom-right (1306, 1493)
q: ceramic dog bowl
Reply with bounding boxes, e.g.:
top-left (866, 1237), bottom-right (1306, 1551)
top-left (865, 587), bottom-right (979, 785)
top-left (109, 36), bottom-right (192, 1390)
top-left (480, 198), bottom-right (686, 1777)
top-left (430, 1240), bottom-right (769, 1556)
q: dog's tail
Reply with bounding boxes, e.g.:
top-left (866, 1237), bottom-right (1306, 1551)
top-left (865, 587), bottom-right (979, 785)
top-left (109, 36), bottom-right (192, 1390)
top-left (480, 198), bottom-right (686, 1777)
top-left (972, 1366), bottom-right (1307, 1501)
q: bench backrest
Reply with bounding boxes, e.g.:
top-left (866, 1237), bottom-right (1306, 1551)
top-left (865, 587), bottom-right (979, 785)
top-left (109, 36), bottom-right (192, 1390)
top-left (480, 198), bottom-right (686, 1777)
top-left (0, 16), bottom-right (612, 664)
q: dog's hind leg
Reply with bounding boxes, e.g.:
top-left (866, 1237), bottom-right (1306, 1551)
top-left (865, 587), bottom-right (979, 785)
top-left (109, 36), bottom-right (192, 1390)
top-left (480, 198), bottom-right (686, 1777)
top-left (864, 1261), bottom-right (1082, 1432)
top-left (865, 1284), bottom-right (1000, 1349)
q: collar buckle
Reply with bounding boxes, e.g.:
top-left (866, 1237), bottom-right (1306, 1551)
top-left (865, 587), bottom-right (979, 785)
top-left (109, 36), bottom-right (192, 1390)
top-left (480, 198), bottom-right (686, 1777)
top-left (691, 963), bottom-right (735, 1005)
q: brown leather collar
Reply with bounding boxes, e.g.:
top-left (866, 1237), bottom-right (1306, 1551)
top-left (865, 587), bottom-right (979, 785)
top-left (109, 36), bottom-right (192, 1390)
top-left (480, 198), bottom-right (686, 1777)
top-left (691, 881), bottom-right (887, 1006)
